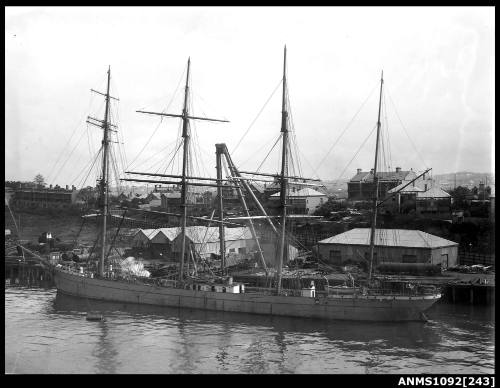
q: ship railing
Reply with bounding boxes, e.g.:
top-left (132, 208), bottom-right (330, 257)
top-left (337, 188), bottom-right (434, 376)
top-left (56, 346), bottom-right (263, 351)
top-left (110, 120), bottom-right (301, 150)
top-left (365, 286), bottom-right (440, 296)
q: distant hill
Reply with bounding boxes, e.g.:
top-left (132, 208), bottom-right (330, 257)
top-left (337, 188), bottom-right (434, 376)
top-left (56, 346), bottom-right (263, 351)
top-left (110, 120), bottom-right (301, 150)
top-left (433, 172), bottom-right (494, 190)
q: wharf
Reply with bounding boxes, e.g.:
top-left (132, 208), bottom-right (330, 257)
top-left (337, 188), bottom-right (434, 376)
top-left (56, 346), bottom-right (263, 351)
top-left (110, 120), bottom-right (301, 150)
top-left (4, 256), bottom-right (54, 287)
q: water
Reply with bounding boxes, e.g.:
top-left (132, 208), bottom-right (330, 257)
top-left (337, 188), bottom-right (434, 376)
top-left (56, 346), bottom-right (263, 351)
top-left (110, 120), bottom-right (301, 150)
top-left (5, 286), bottom-right (494, 374)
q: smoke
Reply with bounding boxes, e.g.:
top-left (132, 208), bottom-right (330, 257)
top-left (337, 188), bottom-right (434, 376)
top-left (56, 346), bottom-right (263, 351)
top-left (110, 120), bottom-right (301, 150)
top-left (120, 257), bottom-right (150, 278)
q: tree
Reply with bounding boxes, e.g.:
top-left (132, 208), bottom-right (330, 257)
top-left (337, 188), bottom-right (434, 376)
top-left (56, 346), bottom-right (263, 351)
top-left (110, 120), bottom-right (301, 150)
top-left (34, 174), bottom-right (46, 187)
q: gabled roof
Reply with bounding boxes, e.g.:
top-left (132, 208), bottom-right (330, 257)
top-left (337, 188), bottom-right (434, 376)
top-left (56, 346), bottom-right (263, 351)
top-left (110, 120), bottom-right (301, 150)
top-left (150, 227), bottom-right (180, 243)
top-left (270, 187), bottom-right (327, 197)
top-left (318, 228), bottom-right (458, 248)
top-left (388, 183), bottom-right (425, 194)
top-left (134, 229), bottom-right (162, 240)
top-left (350, 170), bottom-right (416, 183)
top-left (161, 192), bottom-right (181, 199)
top-left (416, 187), bottom-right (451, 199)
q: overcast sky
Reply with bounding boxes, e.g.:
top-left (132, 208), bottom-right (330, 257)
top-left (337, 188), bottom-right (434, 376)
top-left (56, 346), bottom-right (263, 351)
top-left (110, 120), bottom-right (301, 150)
top-left (5, 6), bottom-right (494, 188)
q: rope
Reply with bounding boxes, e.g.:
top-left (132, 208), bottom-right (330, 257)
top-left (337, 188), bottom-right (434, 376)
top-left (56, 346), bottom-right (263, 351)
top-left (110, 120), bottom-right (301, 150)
top-left (337, 123), bottom-right (378, 180)
top-left (127, 66), bottom-right (186, 171)
top-left (233, 78), bottom-right (283, 153)
top-left (255, 133), bottom-right (283, 173)
top-left (385, 86), bottom-right (429, 168)
top-left (312, 82), bottom-right (378, 175)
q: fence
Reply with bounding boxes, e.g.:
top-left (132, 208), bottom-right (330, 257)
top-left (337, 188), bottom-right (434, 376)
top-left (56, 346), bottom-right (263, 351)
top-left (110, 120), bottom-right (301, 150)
top-left (458, 251), bottom-right (495, 267)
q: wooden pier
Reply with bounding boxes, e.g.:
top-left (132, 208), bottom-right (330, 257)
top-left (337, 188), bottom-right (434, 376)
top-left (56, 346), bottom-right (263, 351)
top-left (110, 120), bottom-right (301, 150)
top-left (4, 256), bottom-right (54, 287)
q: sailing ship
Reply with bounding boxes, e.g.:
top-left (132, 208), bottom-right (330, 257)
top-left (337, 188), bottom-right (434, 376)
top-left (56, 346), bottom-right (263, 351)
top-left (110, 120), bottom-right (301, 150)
top-left (53, 49), bottom-right (441, 321)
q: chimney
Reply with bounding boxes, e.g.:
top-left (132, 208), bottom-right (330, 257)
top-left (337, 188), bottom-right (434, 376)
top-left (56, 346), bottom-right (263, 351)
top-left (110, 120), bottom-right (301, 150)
top-left (395, 167), bottom-right (401, 173)
top-left (424, 183), bottom-right (428, 191)
top-left (370, 168), bottom-right (374, 174)
top-left (357, 168), bottom-right (362, 174)
top-left (72, 185), bottom-right (76, 191)
top-left (65, 185), bottom-right (69, 190)
top-left (49, 184), bottom-right (53, 189)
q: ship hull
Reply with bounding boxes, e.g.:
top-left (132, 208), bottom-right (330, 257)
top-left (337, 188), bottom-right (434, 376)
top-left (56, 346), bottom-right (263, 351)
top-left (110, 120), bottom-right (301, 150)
top-left (54, 269), bottom-right (440, 322)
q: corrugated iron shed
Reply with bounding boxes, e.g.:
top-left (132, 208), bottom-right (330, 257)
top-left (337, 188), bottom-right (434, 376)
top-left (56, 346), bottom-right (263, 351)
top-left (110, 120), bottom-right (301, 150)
top-left (318, 228), bottom-right (458, 249)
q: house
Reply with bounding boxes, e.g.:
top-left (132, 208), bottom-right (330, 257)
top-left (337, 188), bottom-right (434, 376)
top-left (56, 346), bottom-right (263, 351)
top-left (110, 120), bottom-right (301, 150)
top-left (270, 187), bottom-right (328, 215)
top-left (13, 185), bottom-right (80, 209)
top-left (317, 228), bottom-right (458, 269)
top-left (382, 182), bottom-right (424, 215)
top-left (415, 187), bottom-right (452, 219)
top-left (347, 167), bottom-right (418, 201)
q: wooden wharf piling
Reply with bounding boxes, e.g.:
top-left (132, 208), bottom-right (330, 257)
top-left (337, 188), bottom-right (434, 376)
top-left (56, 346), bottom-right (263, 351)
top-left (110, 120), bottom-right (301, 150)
top-left (4, 256), bottom-right (54, 287)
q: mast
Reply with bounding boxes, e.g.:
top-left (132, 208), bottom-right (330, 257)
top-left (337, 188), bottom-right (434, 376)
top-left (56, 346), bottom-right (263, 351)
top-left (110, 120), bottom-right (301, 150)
top-left (132, 58), bottom-right (228, 282)
top-left (367, 70), bottom-right (384, 282)
top-left (217, 143), bottom-right (269, 275)
top-left (99, 66), bottom-right (112, 277)
top-left (276, 45), bottom-right (288, 294)
top-left (179, 58), bottom-right (191, 281)
top-left (216, 144), bottom-right (226, 276)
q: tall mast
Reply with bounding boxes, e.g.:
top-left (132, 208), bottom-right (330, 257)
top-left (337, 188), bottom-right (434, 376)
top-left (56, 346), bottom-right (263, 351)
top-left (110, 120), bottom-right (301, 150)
top-left (367, 70), bottom-right (384, 282)
top-left (132, 58), bottom-right (228, 282)
top-left (179, 58), bottom-right (191, 281)
top-left (276, 45), bottom-right (288, 294)
top-left (99, 66), bottom-right (111, 277)
top-left (216, 144), bottom-right (226, 276)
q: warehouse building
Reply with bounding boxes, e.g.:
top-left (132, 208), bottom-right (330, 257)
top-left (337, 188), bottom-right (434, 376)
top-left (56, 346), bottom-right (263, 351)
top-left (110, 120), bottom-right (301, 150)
top-left (317, 228), bottom-right (458, 269)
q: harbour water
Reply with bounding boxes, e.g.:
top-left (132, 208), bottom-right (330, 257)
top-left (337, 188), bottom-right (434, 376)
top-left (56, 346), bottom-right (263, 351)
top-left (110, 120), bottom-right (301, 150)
top-left (5, 285), bottom-right (494, 374)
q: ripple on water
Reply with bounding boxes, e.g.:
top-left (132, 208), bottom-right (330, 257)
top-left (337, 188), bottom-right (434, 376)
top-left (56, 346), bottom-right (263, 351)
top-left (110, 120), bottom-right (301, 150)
top-left (5, 287), bottom-right (495, 374)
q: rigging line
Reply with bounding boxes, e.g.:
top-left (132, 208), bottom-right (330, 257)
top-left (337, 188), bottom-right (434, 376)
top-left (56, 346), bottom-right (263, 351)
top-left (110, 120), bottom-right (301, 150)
top-left (385, 86), bottom-right (429, 168)
top-left (130, 138), bottom-right (180, 172)
top-left (5, 198), bottom-right (20, 237)
top-left (337, 123), bottom-right (378, 181)
top-left (233, 78), bottom-right (283, 153)
top-left (256, 133), bottom-right (284, 173)
top-left (127, 70), bottom-right (186, 171)
top-left (70, 147), bottom-right (101, 187)
top-left (50, 128), bottom-right (88, 186)
top-left (295, 146), bottom-right (323, 181)
top-left (156, 139), bottom-right (184, 176)
top-left (46, 93), bottom-right (97, 183)
top-left (78, 147), bottom-right (103, 189)
top-left (312, 82), bottom-right (379, 175)
top-left (236, 132), bottom-right (279, 169)
top-left (383, 91), bottom-right (393, 171)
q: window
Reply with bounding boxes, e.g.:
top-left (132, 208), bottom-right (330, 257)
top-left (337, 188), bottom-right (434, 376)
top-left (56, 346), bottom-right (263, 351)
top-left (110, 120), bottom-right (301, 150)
top-left (329, 250), bottom-right (341, 263)
top-left (238, 247), bottom-right (246, 254)
top-left (229, 248), bottom-right (235, 253)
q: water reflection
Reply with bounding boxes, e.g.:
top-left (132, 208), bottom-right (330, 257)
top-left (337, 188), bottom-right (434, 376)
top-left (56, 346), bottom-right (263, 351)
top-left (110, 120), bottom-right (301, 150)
top-left (52, 292), bottom-right (444, 352)
top-left (5, 288), bottom-right (494, 373)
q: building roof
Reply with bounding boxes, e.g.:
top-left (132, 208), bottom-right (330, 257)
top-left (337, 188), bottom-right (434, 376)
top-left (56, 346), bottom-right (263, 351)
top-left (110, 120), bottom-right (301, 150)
top-left (387, 183), bottom-right (425, 194)
top-left (318, 228), bottom-right (458, 249)
top-left (161, 192), bottom-right (181, 199)
top-left (350, 170), bottom-right (415, 183)
top-left (416, 187), bottom-right (451, 199)
top-left (136, 226), bottom-right (252, 244)
top-left (270, 187), bottom-right (327, 198)
top-left (135, 229), bottom-right (162, 239)
top-left (182, 226), bottom-right (252, 244)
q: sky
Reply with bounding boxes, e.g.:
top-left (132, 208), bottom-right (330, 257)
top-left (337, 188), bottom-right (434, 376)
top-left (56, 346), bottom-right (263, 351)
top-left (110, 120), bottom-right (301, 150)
top-left (5, 6), bottom-right (495, 189)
